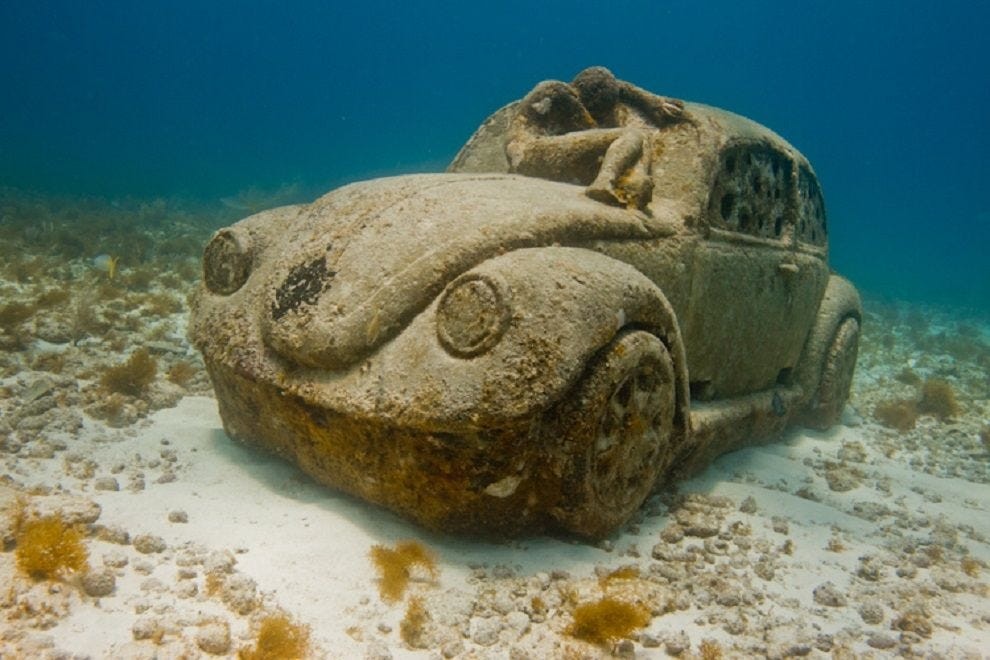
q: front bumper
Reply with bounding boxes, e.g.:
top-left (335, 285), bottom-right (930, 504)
top-left (205, 360), bottom-right (565, 536)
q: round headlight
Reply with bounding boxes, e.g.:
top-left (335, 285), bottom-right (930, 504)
top-left (436, 273), bottom-right (510, 357)
top-left (203, 228), bottom-right (253, 295)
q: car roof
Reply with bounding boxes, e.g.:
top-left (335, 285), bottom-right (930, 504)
top-left (449, 100), bottom-right (820, 210)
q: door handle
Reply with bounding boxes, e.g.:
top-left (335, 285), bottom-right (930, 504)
top-left (778, 262), bottom-right (799, 275)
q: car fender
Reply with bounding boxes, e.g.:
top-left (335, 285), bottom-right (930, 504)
top-left (794, 274), bottom-right (863, 398)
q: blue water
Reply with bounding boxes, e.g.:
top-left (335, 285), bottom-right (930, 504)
top-left (1, 0), bottom-right (987, 307)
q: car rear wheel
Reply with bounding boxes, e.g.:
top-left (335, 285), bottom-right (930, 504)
top-left (805, 317), bottom-right (860, 429)
top-left (550, 330), bottom-right (676, 538)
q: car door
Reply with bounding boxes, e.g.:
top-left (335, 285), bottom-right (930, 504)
top-left (683, 143), bottom-right (825, 399)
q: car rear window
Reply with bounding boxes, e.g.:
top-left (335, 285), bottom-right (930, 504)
top-left (796, 166), bottom-right (827, 247)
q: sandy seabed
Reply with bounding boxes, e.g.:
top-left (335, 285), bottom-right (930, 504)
top-left (0, 206), bottom-right (988, 658)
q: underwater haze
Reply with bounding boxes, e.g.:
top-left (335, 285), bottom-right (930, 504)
top-left (3, 4), bottom-right (990, 657)
top-left (1, 0), bottom-right (988, 307)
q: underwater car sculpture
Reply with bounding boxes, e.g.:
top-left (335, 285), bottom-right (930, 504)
top-left (190, 67), bottom-right (861, 538)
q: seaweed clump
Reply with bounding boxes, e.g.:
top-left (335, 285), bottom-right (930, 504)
top-left (917, 378), bottom-right (960, 420)
top-left (238, 612), bottom-right (311, 660)
top-left (565, 597), bottom-right (651, 646)
top-left (399, 596), bottom-right (429, 648)
top-left (0, 301), bottom-right (36, 333)
top-left (100, 347), bottom-right (158, 396)
top-left (369, 540), bottom-right (439, 603)
top-left (166, 360), bottom-right (198, 387)
top-left (15, 514), bottom-right (89, 580)
top-left (873, 377), bottom-right (961, 431)
top-left (873, 399), bottom-right (919, 432)
top-left (699, 639), bottom-right (725, 659)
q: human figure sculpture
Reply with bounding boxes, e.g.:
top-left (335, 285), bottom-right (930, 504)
top-left (505, 66), bottom-right (686, 210)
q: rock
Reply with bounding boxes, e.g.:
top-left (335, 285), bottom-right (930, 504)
top-left (102, 550), bottom-right (128, 568)
top-left (175, 581), bottom-right (198, 598)
top-left (167, 510), bottom-right (188, 523)
top-left (837, 441), bottom-right (867, 463)
top-left (492, 591), bottom-right (516, 615)
top-left (664, 630), bottom-right (690, 655)
top-left (94, 477), bottom-right (120, 491)
top-left (469, 616), bottom-right (502, 646)
top-left (858, 601), bottom-right (884, 624)
top-left (857, 556), bottom-right (884, 582)
top-left (81, 568), bottom-right (116, 597)
top-left (441, 639), bottom-right (464, 658)
top-left (196, 621), bottom-right (231, 655)
top-left (97, 524), bottom-right (130, 544)
top-left (220, 574), bottom-right (258, 614)
top-left (133, 534), bottom-right (167, 554)
top-left (812, 582), bottom-right (846, 607)
top-left (146, 380), bottom-right (184, 410)
top-left (641, 632), bottom-right (661, 648)
top-left (614, 639), bottom-right (636, 658)
top-left (31, 495), bottom-right (101, 525)
top-left (140, 577), bottom-right (167, 593)
top-left (133, 559), bottom-right (155, 575)
top-left (203, 551), bottom-right (236, 575)
top-left (892, 610), bottom-right (933, 638)
top-left (866, 633), bottom-right (897, 649)
top-left (754, 558), bottom-right (776, 581)
top-left (824, 465), bottom-right (861, 492)
top-left (504, 611), bottom-right (530, 638)
top-left (131, 616), bottom-right (164, 641)
top-left (659, 523), bottom-right (685, 543)
top-left (676, 511), bottom-right (721, 538)
top-left (364, 640), bottom-right (393, 660)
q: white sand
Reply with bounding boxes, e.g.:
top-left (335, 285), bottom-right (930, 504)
top-left (3, 391), bottom-right (988, 658)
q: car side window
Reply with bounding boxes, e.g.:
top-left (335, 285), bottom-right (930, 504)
top-left (796, 166), bottom-right (827, 247)
top-left (709, 145), bottom-right (793, 241)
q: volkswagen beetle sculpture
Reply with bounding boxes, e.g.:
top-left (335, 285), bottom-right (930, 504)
top-left (190, 67), bottom-right (861, 538)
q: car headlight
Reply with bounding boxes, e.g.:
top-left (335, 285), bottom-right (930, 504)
top-left (203, 228), bottom-right (253, 295)
top-left (436, 273), bottom-right (510, 357)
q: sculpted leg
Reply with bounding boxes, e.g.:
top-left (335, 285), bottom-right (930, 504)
top-left (585, 128), bottom-right (653, 210)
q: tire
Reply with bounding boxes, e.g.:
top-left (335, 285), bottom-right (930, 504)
top-left (550, 330), bottom-right (677, 538)
top-left (805, 317), bottom-right (860, 429)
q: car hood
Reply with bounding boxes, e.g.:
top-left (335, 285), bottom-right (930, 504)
top-left (258, 172), bottom-right (670, 370)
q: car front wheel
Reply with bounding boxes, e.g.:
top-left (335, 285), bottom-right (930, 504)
top-left (550, 330), bottom-right (676, 538)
